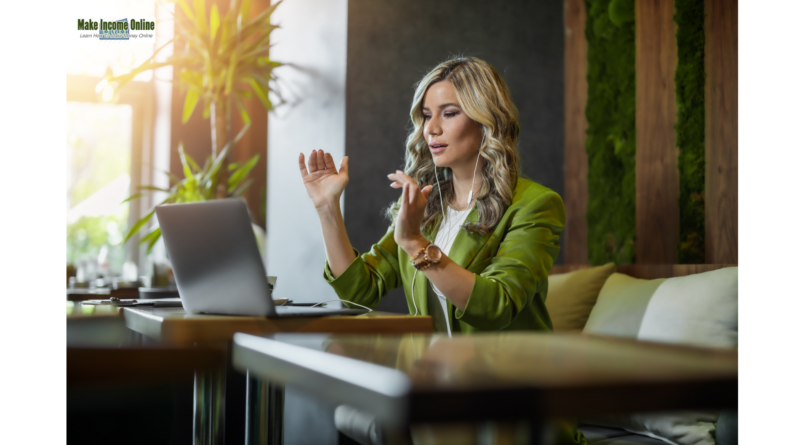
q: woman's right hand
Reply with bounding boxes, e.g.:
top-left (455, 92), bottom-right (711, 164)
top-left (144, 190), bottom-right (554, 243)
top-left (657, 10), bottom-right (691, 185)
top-left (299, 150), bottom-right (349, 210)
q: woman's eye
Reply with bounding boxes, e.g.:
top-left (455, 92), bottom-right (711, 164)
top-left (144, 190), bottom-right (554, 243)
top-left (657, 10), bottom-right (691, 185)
top-left (444, 112), bottom-right (459, 118)
top-left (422, 115), bottom-right (431, 121)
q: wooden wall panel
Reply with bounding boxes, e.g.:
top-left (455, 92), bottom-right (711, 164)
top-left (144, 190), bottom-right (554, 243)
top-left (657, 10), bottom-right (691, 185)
top-left (563, 0), bottom-right (589, 265)
top-left (705, 0), bottom-right (738, 264)
top-left (233, 96), bottom-right (268, 228)
top-left (635, 0), bottom-right (679, 264)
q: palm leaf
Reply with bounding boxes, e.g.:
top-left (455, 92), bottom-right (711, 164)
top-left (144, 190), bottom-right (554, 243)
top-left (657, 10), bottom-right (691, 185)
top-left (137, 185), bottom-right (170, 193)
top-left (183, 89), bottom-right (200, 123)
top-left (139, 227), bottom-right (162, 254)
top-left (178, 144), bottom-right (194, 180)
top-left (123, 209), bottom-right (155, 245)
top-left (228, 154), bottom-right (259, 192)
top-left (209, 4), bottom-right (220, 42)
top-left (231, 178), bottom-right (254, 197)
top-left (121, 193), bottom-right (144, 204)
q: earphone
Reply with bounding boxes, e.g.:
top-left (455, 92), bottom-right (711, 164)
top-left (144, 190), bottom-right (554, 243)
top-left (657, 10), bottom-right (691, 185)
top-left (410, 130), bottom-right (486, 316)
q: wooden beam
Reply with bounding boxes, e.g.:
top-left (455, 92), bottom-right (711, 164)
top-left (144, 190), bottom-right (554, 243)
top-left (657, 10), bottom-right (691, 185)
top-left (705, 0), bottom-right (738, 263)
top-left (635, 0), bottom-right (679, 264)
top-left (233, 96), bottom-right (268, 227)
top-left (563, 0), bottom-right (589, 265)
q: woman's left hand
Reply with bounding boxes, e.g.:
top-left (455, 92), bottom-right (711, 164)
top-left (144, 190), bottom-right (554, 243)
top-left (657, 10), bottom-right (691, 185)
top-left (388, 170), bottom-right (433, 253)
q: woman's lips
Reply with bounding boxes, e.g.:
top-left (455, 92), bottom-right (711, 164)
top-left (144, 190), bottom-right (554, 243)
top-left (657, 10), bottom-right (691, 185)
top-left (430, 144), bottom-right (448, 154)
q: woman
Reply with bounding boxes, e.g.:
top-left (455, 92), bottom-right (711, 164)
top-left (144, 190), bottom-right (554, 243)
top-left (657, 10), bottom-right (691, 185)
top-left (299, 57), bottom-right (584, 444)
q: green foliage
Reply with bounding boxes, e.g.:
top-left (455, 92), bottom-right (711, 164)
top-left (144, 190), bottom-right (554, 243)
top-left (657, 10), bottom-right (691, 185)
top-left (109, 0), bottom-right (282, 124)
top-left (67, 214), bottom-right (128, 273)
top-left (674, 0), bottom-right (706, 263)
top-left (584, 0), bottom-right (637, 265)
top-left (122, 132), bottom-right (259, 254)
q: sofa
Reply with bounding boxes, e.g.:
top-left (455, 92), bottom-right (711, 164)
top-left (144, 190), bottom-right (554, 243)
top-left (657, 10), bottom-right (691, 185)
top-left (545, 263), bottom-right (739, 445)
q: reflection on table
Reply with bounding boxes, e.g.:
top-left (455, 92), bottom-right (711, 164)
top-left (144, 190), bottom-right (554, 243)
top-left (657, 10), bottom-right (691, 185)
top-left (234, 332), bottom-right (737, 444)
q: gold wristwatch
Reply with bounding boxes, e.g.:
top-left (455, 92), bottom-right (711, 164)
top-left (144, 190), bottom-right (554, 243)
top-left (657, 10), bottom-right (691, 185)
top-left (411, 241), bottom-right (442, 271)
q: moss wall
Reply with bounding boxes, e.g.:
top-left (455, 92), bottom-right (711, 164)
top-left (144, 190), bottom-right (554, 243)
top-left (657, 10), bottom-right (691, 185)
top-left (674, 0), bottom-right (706, 263)
top-left (584, 0), bottom-right (636, 265)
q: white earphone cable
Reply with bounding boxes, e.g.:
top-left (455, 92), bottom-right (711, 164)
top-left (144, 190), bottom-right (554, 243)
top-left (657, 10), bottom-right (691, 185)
top-left (308, 299), bottom-right (373, 312)
top-left (414, 131), bottom-right (485, 318)
top-left (410, 268), bottom-right (419, 315)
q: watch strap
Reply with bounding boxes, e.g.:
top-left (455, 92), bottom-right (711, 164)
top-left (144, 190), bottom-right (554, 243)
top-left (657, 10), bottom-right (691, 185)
top-left (411, 241), bottom-right (437, 271)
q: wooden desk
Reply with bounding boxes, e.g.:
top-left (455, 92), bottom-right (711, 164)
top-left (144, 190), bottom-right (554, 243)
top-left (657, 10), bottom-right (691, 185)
top-left (124, 307), bottom-right (433, 445)
top-left (123, 307), bottom-right (433, 344)
top-left (233, 332), bottom-right (738, 444)
top-left (67, 287), bottom-right (139, 301)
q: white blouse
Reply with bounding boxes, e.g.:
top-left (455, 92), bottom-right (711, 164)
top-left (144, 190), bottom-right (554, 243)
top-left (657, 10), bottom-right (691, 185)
top-left (431, 206), bottom-right (471, 337)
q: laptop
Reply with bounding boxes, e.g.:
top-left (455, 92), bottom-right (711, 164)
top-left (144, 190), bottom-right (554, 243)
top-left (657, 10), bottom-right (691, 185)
top-left (155, 199), bottom-right (367, 317)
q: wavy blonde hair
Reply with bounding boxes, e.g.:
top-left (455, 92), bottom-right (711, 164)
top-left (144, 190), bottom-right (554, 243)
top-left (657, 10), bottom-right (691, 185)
top-left (387, 57), bottom-right (521, 235)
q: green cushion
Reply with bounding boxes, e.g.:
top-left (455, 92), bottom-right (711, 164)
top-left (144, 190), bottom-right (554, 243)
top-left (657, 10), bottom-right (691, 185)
top-left (546, 263), bottom-right (616, 332)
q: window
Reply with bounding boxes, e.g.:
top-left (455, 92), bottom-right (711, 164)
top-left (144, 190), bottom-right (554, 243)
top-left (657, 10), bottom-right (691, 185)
top-left (67, 1), bottom-right (173, 284)
top-left (67, 102), bottom-right (133, 275)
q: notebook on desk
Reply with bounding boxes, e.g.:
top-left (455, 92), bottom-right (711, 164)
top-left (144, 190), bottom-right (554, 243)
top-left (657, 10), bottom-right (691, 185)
top-left (82, 298), bottom-right (184, 307)
top-left (155, 199), bottom-right (367, 318)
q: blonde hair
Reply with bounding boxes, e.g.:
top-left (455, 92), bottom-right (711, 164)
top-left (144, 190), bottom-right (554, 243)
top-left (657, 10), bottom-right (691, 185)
top-left (387, 56), bottom-right (520, 235)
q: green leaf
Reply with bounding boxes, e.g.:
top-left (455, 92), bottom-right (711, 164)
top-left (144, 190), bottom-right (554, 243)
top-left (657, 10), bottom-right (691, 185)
top-left (234, 96), bottom-right (250, 126)
top-left (225, 49), bottom-right (238, 95)
top-left (231, 178), bottom-right (254, 197)
top-left (176, 0), bottom-right (196, 23)
top-left (238, 2), bottom-right (280, 40)
top-left (228, 154), bottom-right (259, 192)
top-left (137, 185), bottom-right (170, 193)
top-left (248, 78), bottom-right (272, 110)
top-left (182, 89), bottom-right (200, 123)
top-left (193, 0), bottom-right (208, 34)
top-left (228, 162), bottom-right (240, 171)
top-left (179, 69), bottom-right (204, 89)
top-left (139, 227), bottom-right (162, 255)
top-left (123, 209), bottom-right (155, 245)
top-left (182, 151), bottom-right (202, 174)
top-left (207, 122), bottom-right (250, 180)
top-left (145, 228), bottom-right (162, 254)
top-left (239, 0), bottom-right (253, 21)
top-left (178, 144), bottom-right (194, 180)
top-left (138, 226), bottom-right (160, 246)
top-left (210, 4), bottom-right (220, 41)
top-left (121, 193), bottom-right (144, 204)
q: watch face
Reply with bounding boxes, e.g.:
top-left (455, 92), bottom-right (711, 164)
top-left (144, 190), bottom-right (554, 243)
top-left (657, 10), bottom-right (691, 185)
top-left (426, 244), bottom-right (443, 262)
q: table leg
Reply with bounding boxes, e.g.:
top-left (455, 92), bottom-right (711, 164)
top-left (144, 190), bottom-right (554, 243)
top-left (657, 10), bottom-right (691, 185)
top-left (528, 418), bottom-right (554, 445)
top-left (194, 364), bottom-right (226, 445)
top-left (246, 372), bottom-right (284, 445)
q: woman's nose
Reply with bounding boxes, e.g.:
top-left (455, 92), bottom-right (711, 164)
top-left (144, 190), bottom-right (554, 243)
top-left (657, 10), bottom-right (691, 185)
top-left (425, 115), bottom-right (441, 136)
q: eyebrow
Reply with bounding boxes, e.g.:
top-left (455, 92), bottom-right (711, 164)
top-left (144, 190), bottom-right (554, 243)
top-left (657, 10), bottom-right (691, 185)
top-left (422, 103), bottom-right (460, 111)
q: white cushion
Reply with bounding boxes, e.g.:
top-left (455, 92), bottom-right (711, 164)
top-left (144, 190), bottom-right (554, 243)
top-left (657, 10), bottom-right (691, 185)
top-left (637, 267), bottom-right (738, 348)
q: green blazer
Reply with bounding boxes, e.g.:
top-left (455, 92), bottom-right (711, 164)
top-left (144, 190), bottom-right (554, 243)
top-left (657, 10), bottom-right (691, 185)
top-left (323, 177), bottom-right (565, 334)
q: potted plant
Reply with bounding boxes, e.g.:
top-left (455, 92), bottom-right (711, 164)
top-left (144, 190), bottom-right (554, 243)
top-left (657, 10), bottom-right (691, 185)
top-left (108, 0), bottom-right (282, 253)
